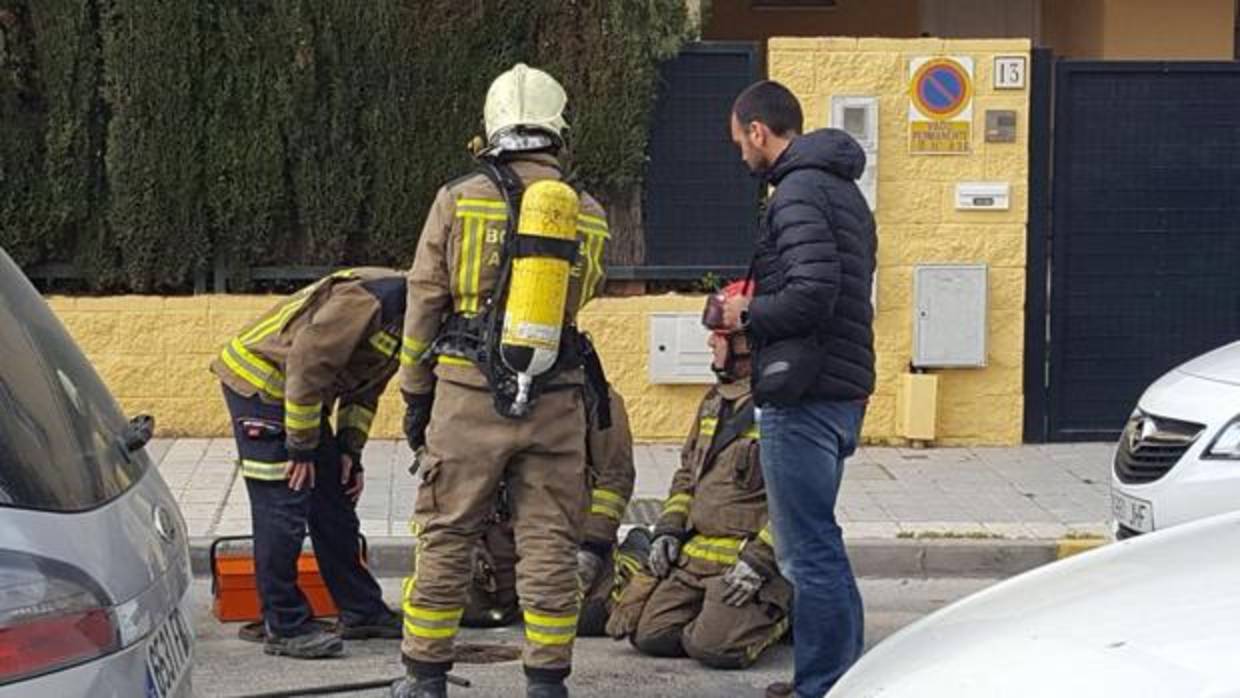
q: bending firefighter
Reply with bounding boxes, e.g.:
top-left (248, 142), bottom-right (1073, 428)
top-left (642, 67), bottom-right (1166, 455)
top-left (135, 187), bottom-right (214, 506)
top-left (394, 64), bottom-right (610, 698)
top-left (607, 281), bottom-right (791, 669)
top-left (211, 268), bottom-right (405, 659)
top-left (461, 387), bottom-right (650, 636)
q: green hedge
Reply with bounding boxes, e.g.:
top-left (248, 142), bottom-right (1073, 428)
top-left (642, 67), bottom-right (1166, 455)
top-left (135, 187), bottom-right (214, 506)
top-left (0, 0), bottom-right (689, 291)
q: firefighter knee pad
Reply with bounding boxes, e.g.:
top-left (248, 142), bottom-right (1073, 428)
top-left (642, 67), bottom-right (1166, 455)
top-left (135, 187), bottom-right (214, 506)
top-left (632, 628), bottom-right (687, 658)
top-left (684, 639), bottom-right (749, 670)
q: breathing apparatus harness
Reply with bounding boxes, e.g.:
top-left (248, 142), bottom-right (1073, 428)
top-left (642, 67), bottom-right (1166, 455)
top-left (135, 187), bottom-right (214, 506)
top-left (425, 149), bottom-right (611, 426)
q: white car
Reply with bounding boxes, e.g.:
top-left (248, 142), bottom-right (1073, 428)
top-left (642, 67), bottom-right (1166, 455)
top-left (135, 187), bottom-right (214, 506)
top-left (1110, 341), bottom-right (1240, 538)
top-left (827, 510), bottom-right (1240, 697)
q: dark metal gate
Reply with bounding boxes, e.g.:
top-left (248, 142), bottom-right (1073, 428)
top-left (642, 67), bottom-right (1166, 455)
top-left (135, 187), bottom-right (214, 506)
top-left (1031, 60), bottom-right (1240, 441)
top-left (637, 42), bottom-right (761, 279)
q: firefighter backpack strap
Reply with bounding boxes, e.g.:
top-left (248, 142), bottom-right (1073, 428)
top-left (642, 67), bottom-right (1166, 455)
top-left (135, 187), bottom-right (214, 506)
top-left (704, 401), bottom-right (756, 466)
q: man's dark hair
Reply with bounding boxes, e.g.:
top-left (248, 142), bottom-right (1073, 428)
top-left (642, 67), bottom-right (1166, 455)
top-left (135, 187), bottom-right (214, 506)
top-left (732, 80), bottom-right (803, 137)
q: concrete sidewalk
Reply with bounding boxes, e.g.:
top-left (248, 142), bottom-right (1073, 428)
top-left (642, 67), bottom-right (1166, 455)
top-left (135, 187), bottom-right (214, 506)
top-left (152, 438), bottom-right (1117, 578)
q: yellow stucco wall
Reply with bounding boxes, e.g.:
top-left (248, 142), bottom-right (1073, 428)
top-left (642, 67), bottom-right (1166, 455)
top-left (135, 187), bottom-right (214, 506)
top-left (769, 37), bottom-right (1030, 445)
top-left (43, 40), bottom-right (1031, 447)
top-left (45, 293), bottom-right (713, 444)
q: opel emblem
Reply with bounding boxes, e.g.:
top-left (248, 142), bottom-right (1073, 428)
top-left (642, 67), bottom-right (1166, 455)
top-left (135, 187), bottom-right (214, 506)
top-left (154, 504), bottom-right (178, 543)
top-left (1130, 416), bottom-right (1158, 452)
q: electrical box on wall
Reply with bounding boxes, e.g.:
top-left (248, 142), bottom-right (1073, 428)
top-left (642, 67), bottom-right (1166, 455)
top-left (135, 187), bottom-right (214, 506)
top-left (955, 182), bottom-right (1010, 210)
top-left (649, 313), bottom-right (715, 384)
top-left (830, 96), bottom-right (878, 211)
top-left (913, 264), bottom-right (988, 368)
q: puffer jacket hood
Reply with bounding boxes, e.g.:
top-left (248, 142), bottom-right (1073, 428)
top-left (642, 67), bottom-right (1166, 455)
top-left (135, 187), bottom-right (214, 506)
top-left (768, 128), bottom-right (866, 184)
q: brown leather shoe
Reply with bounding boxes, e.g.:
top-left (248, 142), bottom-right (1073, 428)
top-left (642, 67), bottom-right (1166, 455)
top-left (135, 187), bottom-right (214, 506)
top-left (765, 681), bottom-right (795, 698)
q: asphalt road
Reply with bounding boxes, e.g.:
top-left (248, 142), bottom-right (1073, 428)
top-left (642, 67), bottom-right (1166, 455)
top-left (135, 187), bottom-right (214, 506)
top-left (191, 576), bottom-right (997, 698)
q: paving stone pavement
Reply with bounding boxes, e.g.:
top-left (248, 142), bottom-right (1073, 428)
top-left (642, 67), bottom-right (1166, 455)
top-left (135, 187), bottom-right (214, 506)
top-left (154, 439), bottom-right (1116, 541)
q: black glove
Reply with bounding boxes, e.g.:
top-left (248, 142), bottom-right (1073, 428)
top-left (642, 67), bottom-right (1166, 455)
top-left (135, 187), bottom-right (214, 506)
top-left (402, 390), bottom-right (434, 451)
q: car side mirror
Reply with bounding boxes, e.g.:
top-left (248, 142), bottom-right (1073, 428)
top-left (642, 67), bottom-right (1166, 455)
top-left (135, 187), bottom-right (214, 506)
top-left (123, 414), bottom-right (155, 452)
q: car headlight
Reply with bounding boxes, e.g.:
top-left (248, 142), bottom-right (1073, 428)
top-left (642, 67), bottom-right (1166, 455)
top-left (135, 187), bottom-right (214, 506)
top-left (1204, 420), bottom-right (1240, 459)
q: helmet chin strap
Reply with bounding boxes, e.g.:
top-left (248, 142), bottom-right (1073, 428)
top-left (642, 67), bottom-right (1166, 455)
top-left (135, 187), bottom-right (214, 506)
top-left (711, 333), bottom-right (751, 383)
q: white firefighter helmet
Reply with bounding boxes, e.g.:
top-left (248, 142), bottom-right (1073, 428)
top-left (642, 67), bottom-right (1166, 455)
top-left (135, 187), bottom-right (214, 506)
top-left (484, 63), bottom-right (568, 144)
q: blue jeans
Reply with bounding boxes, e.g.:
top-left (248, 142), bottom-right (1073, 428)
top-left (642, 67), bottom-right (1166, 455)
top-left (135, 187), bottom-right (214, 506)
top-left (759, 399), bottom-right (865, 698)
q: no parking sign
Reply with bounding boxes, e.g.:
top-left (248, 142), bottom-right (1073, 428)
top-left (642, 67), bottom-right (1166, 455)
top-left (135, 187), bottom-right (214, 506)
top-left (908, 56), bottom-right (974, 154)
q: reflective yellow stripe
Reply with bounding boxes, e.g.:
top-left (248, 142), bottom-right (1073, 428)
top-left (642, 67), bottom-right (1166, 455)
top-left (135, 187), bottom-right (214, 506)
top-left (402, 603), bottom-right (464, 640)
top-left (469, 215), bottom-right (486, 314)
top-left (404, 604), bottom-right (466, 622)
top-left (758, 526), bottom-right (775, 548)
top-left (662, 493), bottom-right (692, 517)
top-left (590, 505), bottom-right (622, 520)
top-left (400, 336), bottom-right (430, 366)
top-left (699, 417), bottom-right (718, 437)
top-left (240, 459), bottom-right (287, 481)
top-left (284, 400), bottom-right (321, 431)
top-left (338, 405), bottom-right (376, 435)
top-left (743, 425), bottom-right (761, 439)
top-left (591, 489), bottom-right (626, 521)
top-left (239, 296), bottom-right (307, 344)
top-left (220, 339), bottom-right (286, 397)
top-left (746, 616), bottom-right (790, 662)
top-left (455, 216), bottom-right (486, 315)
top-left (457, 197), bottom-right (507, 213)
top-left (577, 213), bottom-right (609, 236)
top-left (438, 355), bottom-right (473, 367)
top-left (454, 217), bottom-right (471, 310)
top-left (577, 230), bottom-right (606, 309)
top-left (368, 330), bottom-right (399, 357)
top-left (523, 610), bottom-right (578, 646)
top-left (682, 535), bottom-right (744, 566)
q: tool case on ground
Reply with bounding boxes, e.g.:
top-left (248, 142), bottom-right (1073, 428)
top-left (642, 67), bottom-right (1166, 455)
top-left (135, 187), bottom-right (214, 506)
top-left (209, 534), bottom-right (369, 622)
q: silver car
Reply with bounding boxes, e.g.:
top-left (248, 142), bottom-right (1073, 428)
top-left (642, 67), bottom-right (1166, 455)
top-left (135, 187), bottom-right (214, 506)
top-left (0, 249), bottom-right (193, 697)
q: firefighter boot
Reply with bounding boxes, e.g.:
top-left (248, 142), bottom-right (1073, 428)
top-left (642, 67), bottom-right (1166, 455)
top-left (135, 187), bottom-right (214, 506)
top-left (390, 675), bottom-right (447, 698)
top-left (338, 608), bottom-right (403, 639)
top-left (263, 628), bottom-right (344, 659)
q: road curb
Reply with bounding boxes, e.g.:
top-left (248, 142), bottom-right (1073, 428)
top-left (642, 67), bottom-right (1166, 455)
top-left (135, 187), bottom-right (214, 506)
top-left (190, 536), bottom-right (1064, 580)
top-left (1054, 536), bottom-right (1108, 560)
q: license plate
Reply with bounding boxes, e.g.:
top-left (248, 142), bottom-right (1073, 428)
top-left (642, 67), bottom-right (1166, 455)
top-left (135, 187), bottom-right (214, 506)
top-left (145, 606), bottom-right (193, 698)
top-left (1112, 490), bottom-right (1155, 534)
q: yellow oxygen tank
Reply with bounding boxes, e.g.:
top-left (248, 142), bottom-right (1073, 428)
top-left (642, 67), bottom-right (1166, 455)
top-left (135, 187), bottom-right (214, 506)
top-left (500, 179), bottom-right (580, 415)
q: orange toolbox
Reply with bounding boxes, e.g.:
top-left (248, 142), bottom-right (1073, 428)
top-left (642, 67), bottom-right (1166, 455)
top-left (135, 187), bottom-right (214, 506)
top-left (209, 534), bottom-right (369, 622)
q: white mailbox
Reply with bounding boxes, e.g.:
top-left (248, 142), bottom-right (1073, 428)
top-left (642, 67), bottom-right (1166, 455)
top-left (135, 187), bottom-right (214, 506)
top-left (955, 182), bottom-right (1010, 210)
top-left (830, 96), bottom-right (878, 211)
top-left (913, 264), bottom-right (988, 368)
top-left (649, 313), bottom-right (715, 384)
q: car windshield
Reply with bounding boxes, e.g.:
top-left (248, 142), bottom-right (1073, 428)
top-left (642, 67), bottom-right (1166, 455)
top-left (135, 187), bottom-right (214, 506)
top-left (0, 251), bottom-right (149, 512)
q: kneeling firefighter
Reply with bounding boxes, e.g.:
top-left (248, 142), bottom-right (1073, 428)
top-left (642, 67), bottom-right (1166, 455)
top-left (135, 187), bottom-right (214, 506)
top-left (393, 63), bottom-right (611, 698)
top-left (461, 386), bottom-right (648, 637)
top-left (606, 281), bottom-right (792, 670)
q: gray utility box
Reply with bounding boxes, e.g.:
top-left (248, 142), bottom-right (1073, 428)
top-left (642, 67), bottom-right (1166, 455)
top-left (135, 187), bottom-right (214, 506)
top-left (649, 313), bottom-right (715, 384)
top-left (913, 264), bottom-right (988, 368)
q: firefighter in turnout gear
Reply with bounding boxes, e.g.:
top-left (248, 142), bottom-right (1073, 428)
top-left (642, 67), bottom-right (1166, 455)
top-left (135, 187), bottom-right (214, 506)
top-left (460, 387), bottom-right (648, 636)
top-left (393, 64), bottom-right (609, 698)
top-left (608, 281), bottom-right (791, 670)
top-left (211, 268), bottom-right (406, 660)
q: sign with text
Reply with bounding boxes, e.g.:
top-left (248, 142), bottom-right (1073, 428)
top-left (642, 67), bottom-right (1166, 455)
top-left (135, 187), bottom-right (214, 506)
top-left (908, 56), bottom-right (974, 155)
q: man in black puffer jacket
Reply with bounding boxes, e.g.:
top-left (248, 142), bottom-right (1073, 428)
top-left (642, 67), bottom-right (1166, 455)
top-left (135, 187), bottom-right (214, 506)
top-left (723, 80), bottom-right (876, 698)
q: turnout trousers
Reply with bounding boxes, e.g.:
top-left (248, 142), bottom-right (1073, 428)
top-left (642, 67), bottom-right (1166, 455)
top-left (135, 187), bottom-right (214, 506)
top-left (401, 380), bottom-right (588, 681)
